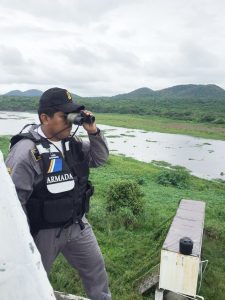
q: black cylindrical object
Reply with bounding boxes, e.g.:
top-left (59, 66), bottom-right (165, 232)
top-left (179, 237), bottom-right (193, 255)
top-left (67, 112), bottom-right (95, 125)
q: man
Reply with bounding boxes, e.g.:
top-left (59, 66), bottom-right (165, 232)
top-left (6, 87), bottom-right (111, 300)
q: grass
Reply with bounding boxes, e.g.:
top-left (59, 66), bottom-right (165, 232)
top-left (49, 157), bottom-right (225, 299)
top-left (0, 136), bottom-right (10, 159)
top-left (96, 113), bottom-right (225, 140)
top-left (1, 137), bottom-right (225, 300)
top-left (49, 155), bottom-right (225, 300)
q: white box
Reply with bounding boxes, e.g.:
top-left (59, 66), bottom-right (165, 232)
top-left (159, 250), bottom-right (200, 296)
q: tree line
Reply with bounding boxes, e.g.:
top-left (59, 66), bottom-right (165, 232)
top-left (0, 95), bottom-right (225, 124)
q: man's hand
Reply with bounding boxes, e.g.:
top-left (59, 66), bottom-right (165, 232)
top-left (82, 110), bottom-right (98, 134)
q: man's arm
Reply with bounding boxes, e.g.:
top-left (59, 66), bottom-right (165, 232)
top-left (81, 129), bottom-right (109, 167)
top-left (78, 110), bottom-right (109, 167)
top-left (5, 139), bottom-right (40, 214)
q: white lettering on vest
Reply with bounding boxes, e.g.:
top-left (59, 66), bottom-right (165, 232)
top-left (47, 173), bottom-right (73, 184)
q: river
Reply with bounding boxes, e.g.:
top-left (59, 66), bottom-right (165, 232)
top-left (0, 111), bottom-right (224, 181)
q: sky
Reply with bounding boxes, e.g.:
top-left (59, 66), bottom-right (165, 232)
top-left (0, 0), bottom-right (225, 96)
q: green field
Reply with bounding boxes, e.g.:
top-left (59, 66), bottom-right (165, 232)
top-left (1, 136), bottom-right (225, 300)
top-left (96, 113), bottom-right (225, 140)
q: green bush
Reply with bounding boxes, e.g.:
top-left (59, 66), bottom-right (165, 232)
top-left (199, 115), bottom-right (215, 122)
top-left (212, 118), bottom-right (225, 124)
top-left (108, 207), bottom-right (138, 229)
top-left (156, 168), bottom-right (190, 188)
top-left (106, 179), bottom-right (144, 228)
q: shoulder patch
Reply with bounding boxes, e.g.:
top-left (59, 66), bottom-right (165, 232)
top-left (7, 167), bottom-right (12, 175)
top-left (31, 148), bottom-right (41, 161)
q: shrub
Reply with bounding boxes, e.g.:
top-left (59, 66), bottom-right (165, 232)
top-left (199, 115), bottom-right (215, 123)
top-left (212, 118), bottom-right (225, 124)
top-left (108, 207), bottom-right (138, 229)
top-left (156, 169), bottom-right (190, 189)
top-left (137, 177), bottom-right (145, 185)
top-left (106, 179), bottom-right (144, 228)
top-left (106, 179), bottom-right (144, 214)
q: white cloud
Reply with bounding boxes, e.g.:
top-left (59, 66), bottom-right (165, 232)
top-left (0, 0), bottom-right (225, 95)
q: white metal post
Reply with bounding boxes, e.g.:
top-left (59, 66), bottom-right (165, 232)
top-left (0, 151), bottom-right (56, 300)
top-left (155, 287), bottom-right (164, 300)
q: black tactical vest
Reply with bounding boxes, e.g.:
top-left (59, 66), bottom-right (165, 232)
top-left (10, 132), bottom-right (94, 236)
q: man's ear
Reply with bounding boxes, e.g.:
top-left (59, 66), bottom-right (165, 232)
top-left (40, 113), bottom-right (50, 125)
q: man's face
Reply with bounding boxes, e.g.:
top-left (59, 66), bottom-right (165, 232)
top-left (42, 111), bottom-right (72, 140)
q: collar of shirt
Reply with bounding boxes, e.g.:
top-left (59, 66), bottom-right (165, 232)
top-left (35, 126), bottom-right (64, 154)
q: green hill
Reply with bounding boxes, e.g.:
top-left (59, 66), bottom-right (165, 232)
top-left (113, 87), bottom-right (154, 99)
top-left (3, 89), bottom-right (43, 97)
top-left (156, 84), bottom-right (225, 99)
top-left (1, 84), bottom-right (225, 124)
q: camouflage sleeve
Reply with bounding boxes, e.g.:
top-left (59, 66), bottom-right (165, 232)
top-left (5, 139), bottom-right (41, 214)
top-left (77, 129), bottom-right (109, 168)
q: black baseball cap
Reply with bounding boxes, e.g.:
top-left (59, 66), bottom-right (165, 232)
top-left (39, 87), bottom-right (85, 113)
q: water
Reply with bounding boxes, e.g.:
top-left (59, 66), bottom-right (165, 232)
top-left (0, 111), bottom-right (225, 180)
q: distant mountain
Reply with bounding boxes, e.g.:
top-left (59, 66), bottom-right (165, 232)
top-left (113, 87), bottom-right (154, 99)
top-left (1, 84), bottom-right (225, 123)
top-left (71, 93), bottom-right (82, 99)
top-left (3, 84), bottom-right (225, 100)
top-left (4, 89), bottom-right (43, 97)
top-left (3, 90), bottom-right (22, 96)
top-left (109, 84), bottom-right (225, 101)
top-left (156, 84), bottom-right (225, 99)
top-left (3, 89), bottom-right (83, 98)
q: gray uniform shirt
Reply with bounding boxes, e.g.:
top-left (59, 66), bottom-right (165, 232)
top-left (5, 126), bottom-right (112, 300)
top-left (5, 125), bottom-right (109, 214)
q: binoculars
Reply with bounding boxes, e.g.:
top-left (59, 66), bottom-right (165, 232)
top-left (67, 111), bottom-right (95, 126)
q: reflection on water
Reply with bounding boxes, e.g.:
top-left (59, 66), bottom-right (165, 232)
top-left (0, 111), bottom-right (225, 180)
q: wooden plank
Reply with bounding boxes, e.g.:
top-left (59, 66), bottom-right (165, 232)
top-left (54, 291), bottom-right (89, 300)
top-left (164, 291), bottom-right (188, 300)
top-left (137, 264), bottom-right (159, 294)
